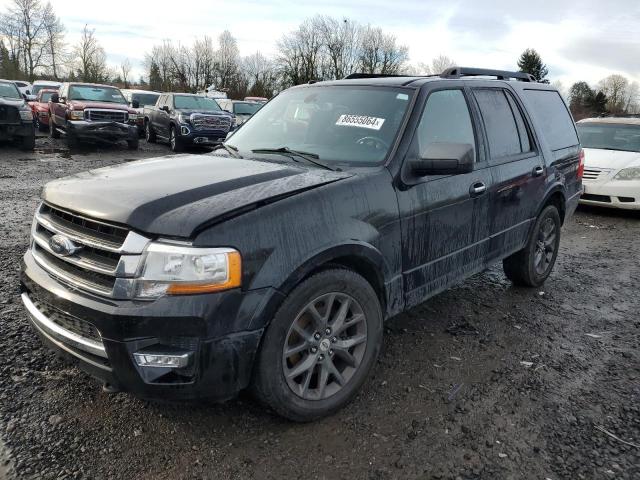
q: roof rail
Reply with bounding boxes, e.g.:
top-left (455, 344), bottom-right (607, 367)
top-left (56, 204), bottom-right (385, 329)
top-left (343, 73), bottom-right (407, 80)
top-left (440, 67), bottom-right (535, 82)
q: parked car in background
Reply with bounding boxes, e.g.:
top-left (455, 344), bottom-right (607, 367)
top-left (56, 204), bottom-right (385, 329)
top-left (49, 82), bottom-right (139, 149)
top-left (244, 96), bottom-right (268, 103)
top-left (12, 80), bottom-right (33, 99)
top-left (0, 79), bottom-right (35, 150)
top-left (20, 68), bottom-right (582, 421)
top-left (28, 89), bottom-right (57, 131)
top-left (577, 117), bottom-right (640, 210)
top-left (32, 80), bottom-right (61, 98)
top-left (121, 89), bottom-right (161, 136)
top-left (143, 93), bottom-right (233, 152)
top-left (216, 99), bottom-right (263, 126)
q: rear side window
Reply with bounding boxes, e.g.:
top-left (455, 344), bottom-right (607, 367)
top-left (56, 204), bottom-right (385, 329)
top-left (473, 89), bottom-right (522, 158)
top-left (522, 89), bottom-right (578, 151)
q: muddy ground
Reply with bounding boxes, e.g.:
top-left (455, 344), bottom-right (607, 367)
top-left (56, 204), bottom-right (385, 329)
top-left (0, 135), bottom-right (638, 480)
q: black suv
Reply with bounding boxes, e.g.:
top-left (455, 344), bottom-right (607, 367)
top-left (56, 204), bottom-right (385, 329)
top-left (0, 79), bottom-right (36, 150)
top-left (20, 68), bottom-right (583, 421)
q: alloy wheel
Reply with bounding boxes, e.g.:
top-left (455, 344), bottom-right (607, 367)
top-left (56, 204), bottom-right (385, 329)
top-left (282, 292), bottom-right (367, 400)
top-left (534, 217), bottom-right (556, 275)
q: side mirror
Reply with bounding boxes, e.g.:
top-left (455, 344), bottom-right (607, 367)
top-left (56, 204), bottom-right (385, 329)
top-left (161, 105), bottom-right (170, 113)
top-left (22, 93), bottom-right (27, 100)
top-left (51, 93), bottom-right (59, 103)
top-left (410, 143), bottom-right (475, 176)
top-left (131, 99), bottom-right (140, 109)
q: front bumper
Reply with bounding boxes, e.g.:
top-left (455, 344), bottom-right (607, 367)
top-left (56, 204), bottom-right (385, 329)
top-left (178, 123), bottom-right (229, 145)
top-left (580, 179), bottom-right (640, 210)
top-left (67, 120), bottom-right (138, 143)
top-left (20, 250), bottom-right (282, 401)
top-left (0, 121), bottom-right (34, 139)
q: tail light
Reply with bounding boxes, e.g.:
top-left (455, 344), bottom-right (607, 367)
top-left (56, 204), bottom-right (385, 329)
top-left (577, 148), bottom-right (585, 180)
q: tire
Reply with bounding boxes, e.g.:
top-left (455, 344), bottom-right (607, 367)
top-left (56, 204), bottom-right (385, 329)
top-left (49, 116), bottom-right (60, 139)
top-left (66, 130), bottom-right (79, 148)
top-left (127, 136), bottom-right (139, 150)
top-left (503, 205), bottom-right (561, 287)
top-left (20, 131), bottom-right (35, 150)
top-left (252, 269), bottom-right (383, 422)
top-left (145, 120), bottom-right (156, 143)
top-left (169, 125), bottom-right (183, 152)
top-left (38, 120), bottom-right (48, 132)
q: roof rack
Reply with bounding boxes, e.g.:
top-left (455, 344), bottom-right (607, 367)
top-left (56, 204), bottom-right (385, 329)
top-left (440, 67), bottom-right (535, 82)
top-left (343, 73), bottom-right (407, 80)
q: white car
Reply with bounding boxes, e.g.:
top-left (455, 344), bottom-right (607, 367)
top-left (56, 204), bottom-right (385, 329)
top-left (12, 80), bottom-right (33, 98)
top-left (216, 99), bottom-right (263, 126)
top-left (31, 80), bottom-right (61, 98)
top-left (577, 117), bottom-right (640, 210)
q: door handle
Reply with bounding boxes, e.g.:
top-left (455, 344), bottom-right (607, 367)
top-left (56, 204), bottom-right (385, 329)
top-left (532, 166), bottom-right (544, 177)
top-left (469, 182), bottom-right (486, 197)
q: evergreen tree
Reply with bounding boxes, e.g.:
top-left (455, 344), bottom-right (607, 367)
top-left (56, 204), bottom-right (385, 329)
top-left (517, 48), bottom-right (549, 83)
top-left (589, 91), bottom-right (608, 116)
top-left (148, 61), bottom-right (162, 91)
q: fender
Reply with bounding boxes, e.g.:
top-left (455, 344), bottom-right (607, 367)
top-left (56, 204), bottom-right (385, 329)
top-left (538, 183), bottom-right (567, 222)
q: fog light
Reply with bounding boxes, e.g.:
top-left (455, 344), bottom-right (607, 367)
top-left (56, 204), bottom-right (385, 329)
top-left (133, 352), bottom-right (191, 368)
top-left (180, 125), bottom-right (190, 135)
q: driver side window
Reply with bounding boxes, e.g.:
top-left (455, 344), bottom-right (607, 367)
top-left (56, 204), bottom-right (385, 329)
top-left (415, 89), bottom-right (476, 161)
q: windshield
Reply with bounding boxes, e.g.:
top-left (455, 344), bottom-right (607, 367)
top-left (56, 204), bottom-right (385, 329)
top-left (234, 102), bottom-right (262, 116)
top-left (0, 81), bottom-right (21, 99)
top-left (174, 95), bottom-right (221, 111)
top-left (578, 123), bottom-right (640, 153)
top-left (68, 85), bottom-right (127, 104)
top-left (32, 84), bottom-right (59, 96)
top-left (227, 86), bottom-right (412, 166)
top-left (40, 91), bottom-right (54, 102)
top-left (132, 92), bottom-right (160, 107)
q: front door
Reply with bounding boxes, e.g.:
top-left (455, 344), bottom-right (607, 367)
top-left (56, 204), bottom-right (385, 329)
top-left (396, 86), bottom-right (493, 308)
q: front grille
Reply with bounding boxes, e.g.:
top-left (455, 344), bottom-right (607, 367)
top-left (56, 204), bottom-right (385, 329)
top-left (85, 109), bottom-right (128, 123)
top-left (582, 193), bottom-right (611, 203)
top-left (190, 114), bottom-right (231, 132)
top-left (31, 203), bottom-right (150, 298)
top-left (0, 105), bottom-right (19, 124)
top-left (30, 296), bottom-right (101, 343)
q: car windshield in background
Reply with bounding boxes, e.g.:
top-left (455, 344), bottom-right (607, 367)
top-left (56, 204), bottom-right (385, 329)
top-left (132, 93), bottom-right (160, 106)
top-left (40, 92), bottom-right (54, 102)
top-left (578, 123), bottom-right (640, 153)
top-left (68, 85), bottom-right (126, 104)
top-left (174, 95), bottom-right (222, 111)
top-left (234, 102), bottom-right (262, 115)
top-left (32, 85), bottom-right (58, 96)
top-left (0, 81), bottom-right (21, 99)
top-left (227, 86), bottom-right (413, 166)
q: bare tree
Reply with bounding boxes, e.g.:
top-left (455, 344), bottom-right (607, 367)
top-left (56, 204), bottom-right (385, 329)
top-left (120, 58), bottom-right (131, 88)
top-left (358, 25), bottom-right (408, 75)
top-left (42, 2), bottom-right (64, 79)
top-left (415, 55), bottom-right (456, 75)
top-left (216, 30), bottom-right (240, 89)
top-left (598, 75), bottom-right (629, 114)
top-left (74, 25), bottom-right (109, 83)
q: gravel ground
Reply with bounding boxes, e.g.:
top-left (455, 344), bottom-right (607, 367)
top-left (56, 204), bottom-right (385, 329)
top-left (1, 135), bottom-right (639, 480)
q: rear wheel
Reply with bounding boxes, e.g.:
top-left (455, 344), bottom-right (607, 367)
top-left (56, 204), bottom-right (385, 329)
top-left (127, 136), bottom-right (139, 150)
top-left (20, 131), bottom-right (35, 150)
top-left (169, 125), bottom-right (183, 152)
top-left (503, 205), bottom-right (561, 287)
top-left (252, 269), bottom-right (383, 422)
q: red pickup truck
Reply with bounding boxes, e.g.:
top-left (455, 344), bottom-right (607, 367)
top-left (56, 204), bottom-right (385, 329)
top-left (49, 82), bottom-right (140, 149)
top-left (29, 89), bottom-right (57, 131)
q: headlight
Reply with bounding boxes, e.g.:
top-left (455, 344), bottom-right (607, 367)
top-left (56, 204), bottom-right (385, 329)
top-left (614, 167), bottom-right (640, 180)
top-left (19, 109), bottom-right (33, 121)
top-left (68, 110), bottom-right (84, 120)
top-left (178, 113), bottom-right (190, 124)
top-left (129, 113), bottom-right (139, 120)
top-left (135, 243), bottom-right (241, 298)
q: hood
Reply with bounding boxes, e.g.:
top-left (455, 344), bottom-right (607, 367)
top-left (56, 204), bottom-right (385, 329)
top-left (0, 97), bottom-right (28, 109)
top-left (176, 109), bottom-right (232, 117)
top-left (30, 101), bottom-right (48, 111)
top-left (584, 148), bottom-right (640, 171)
top-left (42, 155), bottom-right (352, 237)
top-left (68, 100), bottom-right (134, 113)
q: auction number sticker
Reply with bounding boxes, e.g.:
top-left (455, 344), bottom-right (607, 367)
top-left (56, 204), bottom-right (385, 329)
top-left (336, 114), bottom-right (385, 130)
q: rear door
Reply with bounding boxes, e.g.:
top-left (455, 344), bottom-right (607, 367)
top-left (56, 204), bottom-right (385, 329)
top-left (470, 85), bottom-right (545, 261)
top-left (396, 85), bottom-right (493, 308)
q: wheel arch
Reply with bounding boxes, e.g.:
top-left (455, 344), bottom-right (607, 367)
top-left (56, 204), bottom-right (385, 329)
top-left (538, 185), bottom-right (567, 224)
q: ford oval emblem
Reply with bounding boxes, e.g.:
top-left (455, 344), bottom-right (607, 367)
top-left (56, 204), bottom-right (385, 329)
top-left (49, 234), bottom-right (81, 257)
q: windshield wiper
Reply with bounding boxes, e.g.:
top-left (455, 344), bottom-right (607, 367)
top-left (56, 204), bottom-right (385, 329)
top-left (213, 143), bottom-right (242, 159)
top-left (251, 147), bottom-right (337, 171)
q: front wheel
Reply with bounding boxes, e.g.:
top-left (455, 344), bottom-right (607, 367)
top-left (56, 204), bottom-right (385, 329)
top-left (20, 132), bottom-right (35, 150)
top-left (252, 269), bottom-right (383, 422)
top-left (49, 116), bottom-right (60, 139)
top-left (169, 125), bottom-right (183, 152)
top-left (145, 121), bottom-right (156, 143)
top-left (127, 136), bottom-right (139, 150)
top-left (503, 205), bottom-right (561, 287)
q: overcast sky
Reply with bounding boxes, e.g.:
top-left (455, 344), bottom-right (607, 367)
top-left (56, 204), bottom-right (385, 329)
top-left (2, 0), bottom-right (639, 88)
